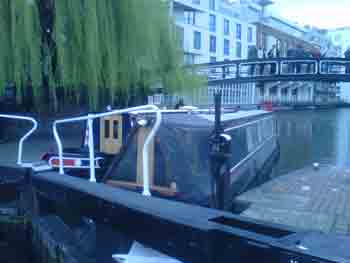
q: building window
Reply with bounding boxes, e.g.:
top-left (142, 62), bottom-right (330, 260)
top-left (224, 19), bottom-right (230, 36)
top-left (248, 27), bottom-right (253, 42)
top-left (185, 11), bottom-right (196, 25)
top-left (210, 35), bottom-right (216, 53)
top-left (335, 34), bottom-right (342, 42)
top-left (194, 31), bottom-right (201, 50)
top-left (210, 56), bottom-right (216, 63)
top-left (209, 0), bottom-right (215, 10)
top-left (176, 26), bottom-right (184, 49)
top-left (236, 23), bottom-right (242, 40)
top-left (224, 39), bottom-right (230, 56)
top-left (236, 41), bottom-right (242, 58)
top-left (184, 54), bottom-right (195, 65)
top-left (262, 33), bottom-right (267, 50)
top-left (209, 14), bottom-right (216, 32)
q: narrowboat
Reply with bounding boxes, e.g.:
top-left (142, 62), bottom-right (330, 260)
top-left (42, 106), bottom-right (280, 210)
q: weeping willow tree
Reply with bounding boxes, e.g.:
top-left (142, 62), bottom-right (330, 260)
top-left (0, 0), bottom-right (202, 111)
top-left (0, 0), bottom-right (42, 103)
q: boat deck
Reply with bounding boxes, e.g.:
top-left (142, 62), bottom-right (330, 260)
top-left (236, 165), bottom-right (350, 235)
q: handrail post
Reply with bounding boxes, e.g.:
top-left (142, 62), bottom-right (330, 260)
top-left (17, 119), bottom-right (38, 166)
top-left (0, 114), bottom-right (38, 167)
top-left (87, 115), bottom-right (96, 183)
top-left (53, 121), bottom-right (64, 174)
top-left (141, 109), bottom-right (161, 196)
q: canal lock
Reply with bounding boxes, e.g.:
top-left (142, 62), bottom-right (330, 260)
top-left (0, 166), bottom-right (96, 263)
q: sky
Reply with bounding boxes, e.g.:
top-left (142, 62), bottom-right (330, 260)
top-left (268, 0), bottom-right (350, 29)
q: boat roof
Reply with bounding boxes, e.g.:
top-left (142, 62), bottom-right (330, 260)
top-left (158, 109), bottom-right (271, 129)
top-left (197, 110), bottom-right (269, 122)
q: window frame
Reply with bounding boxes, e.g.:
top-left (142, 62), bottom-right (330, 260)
top-left (224, 19), bottom-right (230, 36)
top-left (209, 0), bottom-right (216, 10)
top-left (236, 23), bottom-right (242, 40)
top-left (194, 31), bottom-right (202, 50)
top-left (224, 39), bottom-right (230, 56)
top-left (247, 27), bottom-right (253, 42)
top-left (236, 41), bottom-right (242, 58)
top-left (209, 14), bottom-right (216, 33)
top-left (210, 35), bottom-right (217, 53)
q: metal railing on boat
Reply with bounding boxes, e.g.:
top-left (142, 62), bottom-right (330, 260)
top-left (0, 114), bottom-right (38, 167)
top-left (53, 105), bottom-right (162, 196)
top-left (224, 115), bottom-right (278, 173)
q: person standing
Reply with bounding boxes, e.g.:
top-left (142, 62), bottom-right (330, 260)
top-left (174, 98), bottom-right (184, 109)
top-left (268, 45), bottom-right (277, 74)
top-left (248, 46), bottom-right (258, 76)
top-left (267, 45), bottom-right (275, 58)
top-left (259, 48), bottom-right (267, 75)
top-left (345, 47), bottom-right (350, 58)
top-left (345, 47), bottom-right (350, 74)
top-left (295, 44), bottom-right (304, 73)
top-left (287, 47), bottom-right (296, 73)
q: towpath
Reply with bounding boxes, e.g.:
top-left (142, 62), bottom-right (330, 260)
top-left (236, 165), bottom-right (350, 235)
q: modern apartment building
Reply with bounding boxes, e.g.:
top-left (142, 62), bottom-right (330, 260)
top-left (172, 0), bottom-right (258, 64)
top-left (328, 27), bottom-right (350, 102)
top-left (150, 0), bottom-right (341, 107)
top-left (168, 0), bottom-right (260, 106)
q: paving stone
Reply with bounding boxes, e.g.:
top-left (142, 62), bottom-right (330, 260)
top-left (236, 165), bottom-right (350, 235)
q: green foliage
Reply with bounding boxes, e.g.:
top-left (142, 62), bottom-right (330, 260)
top-left (0, 0), bottom-right (202, 110)
top-left (0, 0), bottom-right (41, 102)
top-left (0, 0), bottom-right (12, 95)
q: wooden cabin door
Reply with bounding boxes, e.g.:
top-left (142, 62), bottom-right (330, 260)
top-left (100, 115), bottom-right (123, 154)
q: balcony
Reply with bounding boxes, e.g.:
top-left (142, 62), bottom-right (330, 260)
top-left (173, 0), bottom-right (205, 12)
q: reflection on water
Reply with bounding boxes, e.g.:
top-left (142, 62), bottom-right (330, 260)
top-left (275, 108), bottom-right (350, 176)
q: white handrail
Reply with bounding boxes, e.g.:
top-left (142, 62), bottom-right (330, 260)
top-left (53, 105), bottom-right (162, 196)
top-left (224, 116), bottom-right (274, 132)
top-left (224, 116), bottom-right (277, 173)
top-left (0, 114), bottom-right (38, 167)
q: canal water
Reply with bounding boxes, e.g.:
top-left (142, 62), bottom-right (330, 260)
top-left (275, 108), bottom-right (350, 176)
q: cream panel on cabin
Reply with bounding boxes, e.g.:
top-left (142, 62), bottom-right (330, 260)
top-left (136, 127), bottom-right (155, 185)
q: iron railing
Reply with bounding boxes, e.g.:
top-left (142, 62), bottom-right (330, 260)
top-left (0, 114), bottom-right (38, 167)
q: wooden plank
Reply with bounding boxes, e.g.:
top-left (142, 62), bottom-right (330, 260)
top-left (106, 180), bottom-right (178, 197)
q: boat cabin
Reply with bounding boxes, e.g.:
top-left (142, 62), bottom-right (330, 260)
top-left (43, 108), bottom-right (279, 208)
